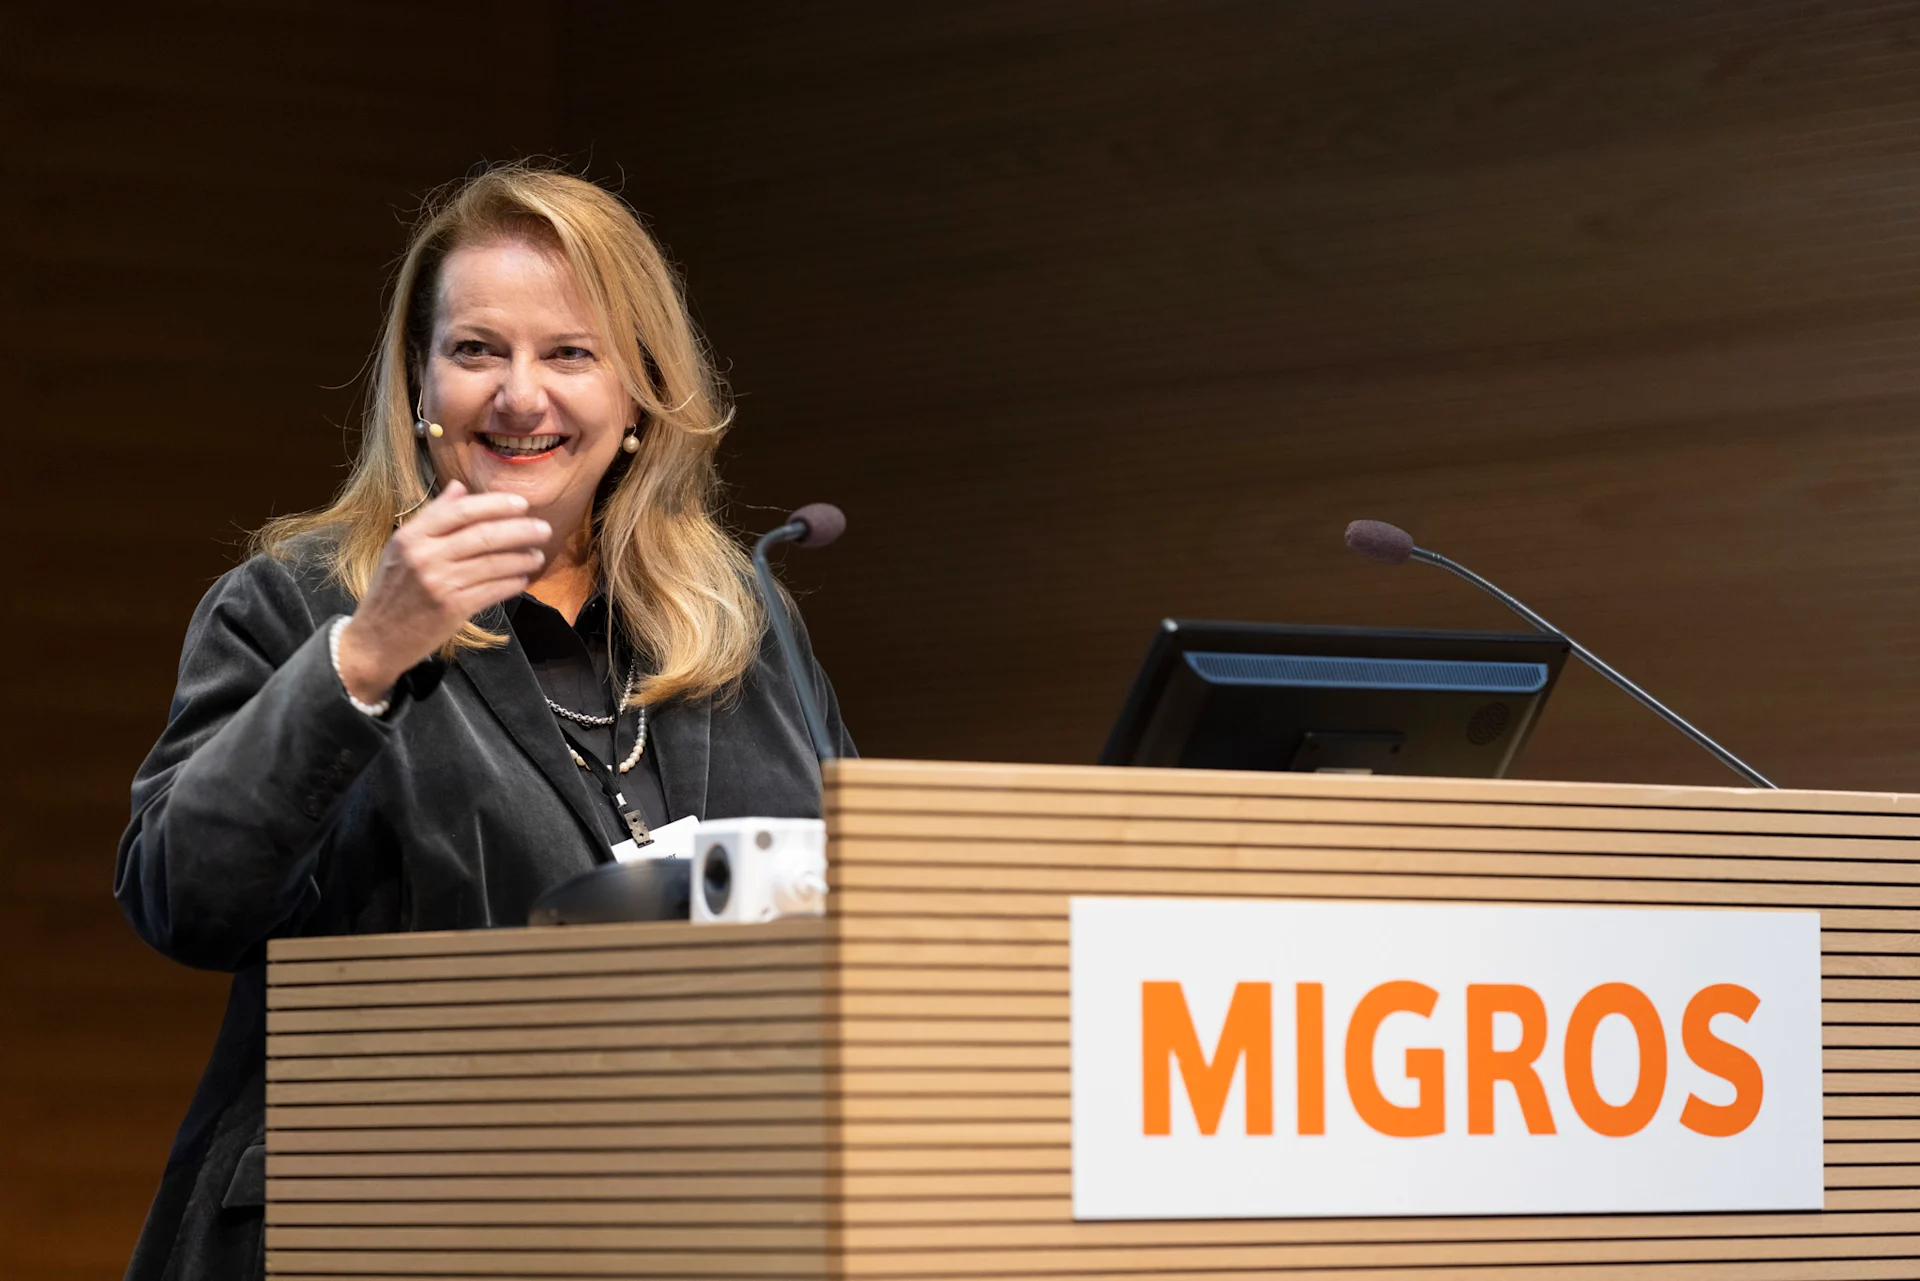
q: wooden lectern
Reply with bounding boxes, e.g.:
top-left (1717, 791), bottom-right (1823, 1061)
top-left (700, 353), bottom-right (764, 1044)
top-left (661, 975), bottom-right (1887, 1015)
top-left (266, 759), bottom-right (1920, 1278)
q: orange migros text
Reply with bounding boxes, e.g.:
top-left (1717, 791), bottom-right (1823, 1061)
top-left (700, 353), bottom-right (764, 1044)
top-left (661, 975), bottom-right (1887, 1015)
top-left (1142, 980), bottom-right (1762, 1139)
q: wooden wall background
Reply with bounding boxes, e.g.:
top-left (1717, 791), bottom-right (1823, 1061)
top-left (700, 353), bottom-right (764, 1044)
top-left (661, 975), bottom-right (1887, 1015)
top-left (13, 0), bottom-right (1920, 1275)
top-left (6, 5), bottom-right (561, 1277)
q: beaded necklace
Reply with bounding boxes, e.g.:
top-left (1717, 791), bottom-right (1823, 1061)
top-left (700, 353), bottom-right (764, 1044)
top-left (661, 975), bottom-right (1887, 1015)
top-left (547, 656), bottom-right (648, 775)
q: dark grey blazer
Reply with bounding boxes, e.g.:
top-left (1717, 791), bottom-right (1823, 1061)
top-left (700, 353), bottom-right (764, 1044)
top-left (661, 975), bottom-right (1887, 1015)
top-left (114, 534), bottom-right (851, 1281)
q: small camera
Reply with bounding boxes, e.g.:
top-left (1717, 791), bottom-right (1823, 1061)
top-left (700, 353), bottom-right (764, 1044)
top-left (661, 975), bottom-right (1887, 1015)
top-left (691, 818), bottom-right (828, 923)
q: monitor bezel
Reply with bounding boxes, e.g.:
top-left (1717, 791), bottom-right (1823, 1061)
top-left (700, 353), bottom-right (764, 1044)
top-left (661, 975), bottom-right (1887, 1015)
top-left (1098, 619), bottom-right (1574, 769)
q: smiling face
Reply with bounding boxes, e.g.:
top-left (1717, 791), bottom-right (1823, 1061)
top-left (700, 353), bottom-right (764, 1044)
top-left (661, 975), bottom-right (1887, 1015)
top-left (420, 237), bottom-right (638, 539)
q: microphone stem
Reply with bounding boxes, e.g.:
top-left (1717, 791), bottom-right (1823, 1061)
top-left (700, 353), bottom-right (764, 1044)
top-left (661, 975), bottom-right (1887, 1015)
top-left (1411, 547), bottom-right (1776, 789)
top-left (753, 523), bottom-right (838, 762)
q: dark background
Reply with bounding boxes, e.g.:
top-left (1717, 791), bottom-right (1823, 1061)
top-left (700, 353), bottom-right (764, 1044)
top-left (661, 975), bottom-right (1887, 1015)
top-left (13, 1), bottom-right (1920, 1273)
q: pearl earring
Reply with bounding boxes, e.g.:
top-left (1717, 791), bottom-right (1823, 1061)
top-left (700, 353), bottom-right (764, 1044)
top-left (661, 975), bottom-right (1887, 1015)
top-left (621, 426), bottom-right (641, 454)
top-left (413, 391), bottom-right (444, 440)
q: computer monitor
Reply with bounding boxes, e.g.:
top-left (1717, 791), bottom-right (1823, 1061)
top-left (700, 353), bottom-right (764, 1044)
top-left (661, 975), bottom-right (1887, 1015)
top-left (1100, 621), bottom-right (1570, 778)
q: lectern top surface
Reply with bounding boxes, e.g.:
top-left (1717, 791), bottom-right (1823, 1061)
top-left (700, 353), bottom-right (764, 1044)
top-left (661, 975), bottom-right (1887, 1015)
top-left (825, 756), bottom-right (1920, 815)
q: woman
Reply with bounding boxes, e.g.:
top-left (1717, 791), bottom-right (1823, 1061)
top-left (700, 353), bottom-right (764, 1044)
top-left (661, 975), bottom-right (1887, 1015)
top-left (113, 165), bottom-right (852, 1280)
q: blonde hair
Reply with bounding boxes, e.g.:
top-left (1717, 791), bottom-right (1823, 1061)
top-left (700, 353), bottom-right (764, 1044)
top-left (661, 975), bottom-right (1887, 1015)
top-left (255, 163), bottom-right (763, 706)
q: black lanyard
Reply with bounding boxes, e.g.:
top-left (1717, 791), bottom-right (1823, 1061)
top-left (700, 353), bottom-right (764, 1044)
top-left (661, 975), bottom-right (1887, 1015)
top-left (557, 725), bottom-right (652, 849)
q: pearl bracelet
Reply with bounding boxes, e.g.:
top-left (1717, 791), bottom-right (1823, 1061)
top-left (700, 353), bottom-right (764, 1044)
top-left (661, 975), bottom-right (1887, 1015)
top-left (328, 616), bottom-right (392, 718)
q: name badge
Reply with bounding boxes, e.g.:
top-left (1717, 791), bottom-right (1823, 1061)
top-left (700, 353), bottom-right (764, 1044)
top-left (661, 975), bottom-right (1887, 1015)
top-left (610, 814), bottom-right (700, 864)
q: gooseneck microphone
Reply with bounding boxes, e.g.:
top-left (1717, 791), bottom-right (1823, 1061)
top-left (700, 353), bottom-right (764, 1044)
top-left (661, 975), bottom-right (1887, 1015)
top-left (754, 504), bottom-right (847, 762)
top-left (1343, 519), bottom-right (1775, 788)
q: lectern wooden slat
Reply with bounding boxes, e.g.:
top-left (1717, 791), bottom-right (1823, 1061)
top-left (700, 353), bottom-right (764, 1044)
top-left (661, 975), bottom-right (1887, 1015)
top-left (266, 759), bottom-right (1920, 1279)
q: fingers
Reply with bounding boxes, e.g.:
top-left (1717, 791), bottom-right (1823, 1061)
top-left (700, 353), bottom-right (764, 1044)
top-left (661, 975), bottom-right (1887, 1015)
top-left (448, 548), bottom-right (547, 587)
top-left (405, 483), bottom-right (539, 538)
top-left (452, 572), bottom-right (540, 617)
top-left (434, 517), bottom-right (553, 563)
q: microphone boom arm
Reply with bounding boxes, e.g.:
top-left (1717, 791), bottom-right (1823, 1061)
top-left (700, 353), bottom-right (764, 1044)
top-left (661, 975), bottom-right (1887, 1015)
top-left (1411, 546), bottom-right (1776, 789)
top-left (754, 522), bottom-right (839, 762)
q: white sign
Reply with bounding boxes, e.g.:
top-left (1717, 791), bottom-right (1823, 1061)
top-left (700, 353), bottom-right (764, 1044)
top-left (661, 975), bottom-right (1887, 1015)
top-left (1070, 898), bottom-right (1823, 1219)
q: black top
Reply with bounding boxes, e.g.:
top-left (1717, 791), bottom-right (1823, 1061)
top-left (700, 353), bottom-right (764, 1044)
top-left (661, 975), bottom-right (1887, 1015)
top-left (502, 591), bottom-right (669, 844)
top-left (113, 531), bottom-right (853, 1281)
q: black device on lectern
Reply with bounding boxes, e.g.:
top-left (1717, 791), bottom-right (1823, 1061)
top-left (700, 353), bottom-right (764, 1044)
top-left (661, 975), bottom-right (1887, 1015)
top-left (1100, 621), bottom-right (1571, 778)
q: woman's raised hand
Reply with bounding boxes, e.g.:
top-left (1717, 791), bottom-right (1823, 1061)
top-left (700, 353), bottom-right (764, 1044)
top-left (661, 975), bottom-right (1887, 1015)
top-left (334, 482), bottom-right (551, 705)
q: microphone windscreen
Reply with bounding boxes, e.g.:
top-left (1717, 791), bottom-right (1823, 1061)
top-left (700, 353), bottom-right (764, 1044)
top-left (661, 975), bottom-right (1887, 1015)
top-left (789, 502), bottom-right (847, 549)
top-left (1345, 519), bottom-right (1415, 565)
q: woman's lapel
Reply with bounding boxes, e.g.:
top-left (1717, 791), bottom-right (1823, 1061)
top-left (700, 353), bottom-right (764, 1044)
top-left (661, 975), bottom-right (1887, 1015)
top-left (650, 696), bottom-right (712, 822)
top-left (454, 630), bottom-right (610, 854)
